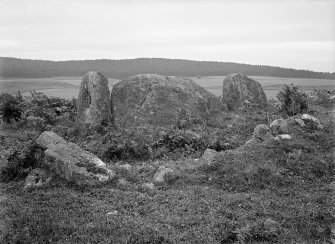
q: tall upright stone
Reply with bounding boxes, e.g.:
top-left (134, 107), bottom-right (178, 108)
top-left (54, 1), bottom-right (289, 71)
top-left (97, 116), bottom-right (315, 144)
top-left (77, 71), bottom-right (113, 130)
top-left (222, 73), bottom-right (267, 110)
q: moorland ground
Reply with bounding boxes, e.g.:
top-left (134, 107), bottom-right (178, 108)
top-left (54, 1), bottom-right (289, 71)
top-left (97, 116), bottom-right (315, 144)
top-left (0, 85), bottom-right (334, 243)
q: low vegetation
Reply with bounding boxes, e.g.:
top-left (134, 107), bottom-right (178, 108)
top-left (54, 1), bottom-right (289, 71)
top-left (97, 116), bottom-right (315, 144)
top-left (0, 85), bottom-right (334, 243)
top-left (277, 84), bottom-right (308, 116)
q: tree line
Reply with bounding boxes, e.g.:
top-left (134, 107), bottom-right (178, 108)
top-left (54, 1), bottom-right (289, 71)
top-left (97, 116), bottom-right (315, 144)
top-left (1, 57), bottom-right (334, 80)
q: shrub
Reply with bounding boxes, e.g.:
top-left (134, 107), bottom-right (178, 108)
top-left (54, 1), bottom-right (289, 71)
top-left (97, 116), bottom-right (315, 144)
top-left (277, 84), bottom-right (308, 116)
top-left (0, 140), bottom-right (42, 182)
top-left (0, 93), bottom-right (23, 123)
top-left (23, 91), bottom-right (77, 126)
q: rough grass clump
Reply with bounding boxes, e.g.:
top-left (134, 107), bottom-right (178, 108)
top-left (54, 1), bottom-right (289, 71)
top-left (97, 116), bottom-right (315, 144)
top-left (310, 88), bottom-right (335, 108)
top-left (82, 128), bottom-right (152, 162)
top-left (0, 140), bottom-right (42, 182)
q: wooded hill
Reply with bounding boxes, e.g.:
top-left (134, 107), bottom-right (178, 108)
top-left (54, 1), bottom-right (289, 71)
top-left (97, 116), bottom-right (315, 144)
top-left (1, 57), bottom-right (334, 79)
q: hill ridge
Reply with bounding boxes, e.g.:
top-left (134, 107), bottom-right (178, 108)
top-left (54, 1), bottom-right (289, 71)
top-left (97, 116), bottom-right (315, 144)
top-left (1, 57), bottom-right (334, 80)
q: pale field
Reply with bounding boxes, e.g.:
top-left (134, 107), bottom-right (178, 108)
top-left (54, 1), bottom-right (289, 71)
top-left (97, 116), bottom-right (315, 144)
top-left (0, 76), bottom-right (334, 100)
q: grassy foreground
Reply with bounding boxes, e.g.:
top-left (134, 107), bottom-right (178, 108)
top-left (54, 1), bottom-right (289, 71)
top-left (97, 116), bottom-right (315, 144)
top-left (0, 93), bottom-right (334, 243)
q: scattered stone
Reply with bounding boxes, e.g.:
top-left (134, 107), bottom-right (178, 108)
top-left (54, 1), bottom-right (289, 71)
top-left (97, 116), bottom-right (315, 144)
top-left (106, 210), bottom-right (118, 216)
top-left (201, 149), bottom-right (218, 164)
top-left (270, 118), bottom-right (288, 135)
top-left (112, 74), bottom-right (224, 127)
top-left (295, 118), bottom-right (305, 127)
top-left (301, 114), bottom-right (320, 124)
top-left (194, 158), bottom-right (199, 162)
top-left (317, 124), bottom-right (324, 130)
top-left (153, 166), bottom-right (174, 183)
top-left (253, 124), bottom-right (273, 141)
top-left (24, 168), bottom-right (52, 189)
top-left (264, 218), bottom-right (281, 233)
top-left (227, 125), bottom-right (233, 128)
top-left (277, 134), bottom-right (292, 140)
top-left (142, 182), bottom-right (155, 190)
top-left (77, 71), bottom-right (113, 130)
top-left (117, 163), bottom-right (132, 172)
top-left (117, 179), bottom-right (130, 187)
top-left (37, 131), bottom-right (114, 186)
top-left (222, 73), bottom-right (268, 110)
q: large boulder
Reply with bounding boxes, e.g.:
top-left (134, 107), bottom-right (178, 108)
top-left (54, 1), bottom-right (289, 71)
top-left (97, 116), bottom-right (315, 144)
top-left (222, 73), bottom-right (267, 110)
top-left (37, 131), bottom-right (114, 185)
top-left (112, 74), bottom-right (224, 127)
top-left (77, 71), bottom-right (113, 130)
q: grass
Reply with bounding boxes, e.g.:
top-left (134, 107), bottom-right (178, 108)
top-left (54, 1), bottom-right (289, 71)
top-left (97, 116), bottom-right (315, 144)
top-left (2, 166), bottom-right (333, 243)
top-left (0, 90), bottom-right (334, 243)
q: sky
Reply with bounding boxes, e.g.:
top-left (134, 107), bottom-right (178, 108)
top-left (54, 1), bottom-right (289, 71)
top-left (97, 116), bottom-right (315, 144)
top-left (0, 0), bottom-right (334, 72)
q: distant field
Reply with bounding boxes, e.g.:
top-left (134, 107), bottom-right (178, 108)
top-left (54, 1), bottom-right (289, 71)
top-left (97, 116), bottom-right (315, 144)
top-left (0, 77), bottom-right (118, 99)
top-left (1, 76), bottom-right (334, 100)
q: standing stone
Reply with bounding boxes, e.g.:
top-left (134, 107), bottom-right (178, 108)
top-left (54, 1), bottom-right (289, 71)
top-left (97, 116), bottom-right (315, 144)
top-left (222, 73), bottom-right (267, 110)
top-left (77, 71), bottom-right (113, 130)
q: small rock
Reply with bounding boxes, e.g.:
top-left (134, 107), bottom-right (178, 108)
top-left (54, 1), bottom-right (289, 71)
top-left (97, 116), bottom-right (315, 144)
top-left (201, 149), bottom-right (218, 164)
top-left (253, 124), bottom-right (273, 141)
top-left (302, 114), bottom-right (320, 124)
top-left (278, 134), bottom-right (292, 140)
top-left (106, 210), bottom-right (118, 216)
top-left (194, 158), bottom-right (199, 162)
top-left (295, 118), bottom-right (305, 127)
top-left (227, 125), bottom-right (233, 128)
top-left (317, 124), bottom-right (324, 130)
top-left (118, 163), bottom-right (132, 171)
top-left (142, 182), bottom-right (155, 190)
top-left (24, 168), bottom-right (52, 189)
top-left (270, 119), bottom-right (288, 135)
top-left (264, 218), bottom-right (281, 232)
top-left (153, 166), bottom-right (174, 183)
top-left (117, 179), bottom-right (130, 187)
